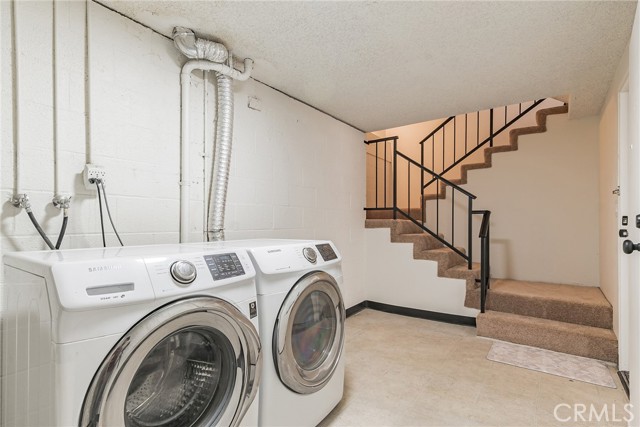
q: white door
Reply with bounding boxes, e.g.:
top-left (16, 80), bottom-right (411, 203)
top-left (618, 87), bottom-right (630, 374)
top-left (625, 5), bottom-right (640, 425)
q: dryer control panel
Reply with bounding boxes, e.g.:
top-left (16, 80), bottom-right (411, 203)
top-left (204, 253), bottom-right (245, 280)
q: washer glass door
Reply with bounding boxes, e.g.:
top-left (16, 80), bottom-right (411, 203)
top-left (80, 297), bottom-right (261, 427)
top-left (124, 327), bottom-right (234, 427)
top-left (274, 271), bottom-right (345, 394)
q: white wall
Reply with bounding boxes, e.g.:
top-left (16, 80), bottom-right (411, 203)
top-left (598, 46), bottom-right (629, 338)
top-left (365, 228), bottom-right (478, 317)
top-left (462, 114), bottom-right (601, 286)
top-left (0, 1), bottom-right (366, 307)
top-left (417, 113), bottom-right (601, 287)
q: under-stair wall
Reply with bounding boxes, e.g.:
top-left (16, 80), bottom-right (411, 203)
top-left (426, 113), bottom-right (600, 286)
top-left (364, 224), bottom-right (479, 318)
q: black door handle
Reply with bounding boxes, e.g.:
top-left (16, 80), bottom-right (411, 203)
top-left (623, 240), bottom-right (640, 254)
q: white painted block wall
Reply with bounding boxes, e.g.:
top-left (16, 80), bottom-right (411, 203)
top-left (0, 2), bottom-right (367, 307)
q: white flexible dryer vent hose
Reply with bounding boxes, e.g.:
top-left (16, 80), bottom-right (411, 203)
top-left (172, 27), bottom-right (228, 63)
top-left (209, 74), bottom-right (233, 242)
top-left (173, 27), bottom-right (253, 242)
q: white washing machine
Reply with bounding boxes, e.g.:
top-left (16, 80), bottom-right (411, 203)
top-left (204, 239), bottom-right (346, 427)
top-left (1, 244), bottom-right (262, 427)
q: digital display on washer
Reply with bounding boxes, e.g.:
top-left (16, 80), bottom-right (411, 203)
top-left (204, 253), bottom-right (245, 281)
top-left (315, 244), bottom-right (337, 261)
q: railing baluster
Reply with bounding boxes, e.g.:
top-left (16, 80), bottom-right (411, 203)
top-left (453, 116), bottom-right (457, 162)
top-left (451, 188), bottom-right (455, 246)
top-left (432, 135), bottom-right (435, 171)
top-left (375, 142), bottom-right (379, 208)
top-left (384, 140), bottom-right (387, 208)
top-left (465, 114), bottom-right (468, 154)
top-left (468, 198), bottom-right (473, 270)
top-left (421, 140), bottom-right (424, 224)
top-left (436, 177), bottom-right (439, 235)
top-left (476, 111), bottom-right (480, 148)
top-left (519, 102), bottom-right (522, 115)
top-left (407, 161), bottom-right (410, 218)
top-left (504, 105), bottom-right (507, 127)
top-left (490, 108), bottom-right (494, 148)
top-left (393, 138), bottom-right (397, 219)
top-left (442, 126), bottom-right (445, 174)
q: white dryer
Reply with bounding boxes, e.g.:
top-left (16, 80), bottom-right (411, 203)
top-left (223, 239), bottom-right (346, 427)
top-left (1, 244), bottom-right (262, 427)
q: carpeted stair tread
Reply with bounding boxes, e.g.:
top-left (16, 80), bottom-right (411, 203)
top-left (391, 233), bottom-right (443, 251)
top-left (415, 247), bottom-right (465, 273)
top-left (365, 219), bottom-right (396, 229)
top-left (477, 311), bottom-right (617, 363)
top-left (486, 279), bottom-right (613, 329)
top-left (366, 208), bottom-right (422, 220)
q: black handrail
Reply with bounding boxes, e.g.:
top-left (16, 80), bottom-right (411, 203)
top-left (418, 116), bottom-right (454, 145)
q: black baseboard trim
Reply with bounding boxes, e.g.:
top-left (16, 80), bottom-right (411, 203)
top-left (345, 301), bottom-right (368, 318)
top-left (345, 300), bottom-right (476, 327)
top-left (618, 370), bottom-right (630, 398)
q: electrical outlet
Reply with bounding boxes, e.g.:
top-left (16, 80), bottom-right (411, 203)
top-left (84, 164), bottom-right (107, 190)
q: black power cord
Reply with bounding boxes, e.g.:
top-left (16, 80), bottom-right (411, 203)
top-left (95, 180), bottom-right (107, 247)
top-left (98, 180), bottom-right (123, 246)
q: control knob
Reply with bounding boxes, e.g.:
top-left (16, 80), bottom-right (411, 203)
top-left (302, 247), bottom-right (317, 264)
top-left (170, 260), bottom-right (197, 285)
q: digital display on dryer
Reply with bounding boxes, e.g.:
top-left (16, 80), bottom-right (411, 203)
top-left (315, 244), bottom-right (337, 261)
top-left (204, 253), bottom-right (245, 281)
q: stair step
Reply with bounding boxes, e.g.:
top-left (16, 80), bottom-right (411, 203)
top-left (392, 220), bottom-right (424, 235)
top-left (486, 280), bottom-right (612, 329)
top-left (366, 208), bottom-right (422, 220)
top-left (415, 247), bottom-right (465, 272)
top-left (391, 233), bottom-right (442, 251)
top-left (477, 311), bottom-right (617, 363)
top-left (365, 219), bottom-right (396, 229)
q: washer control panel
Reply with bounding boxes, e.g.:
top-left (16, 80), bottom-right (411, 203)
top-left (170, 260), bottom-right (197, 285)
top-left (204, 252), bottom-right (245, 281)
top-left (302, 247), bottom-right (317, 264)
top-left (315, 243), bottom-right (338, 261)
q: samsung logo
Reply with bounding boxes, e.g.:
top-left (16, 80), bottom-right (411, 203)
top-left (267, 249), bottom-right (282, 253)
top-left (88, 265), bottom-right (122, 273)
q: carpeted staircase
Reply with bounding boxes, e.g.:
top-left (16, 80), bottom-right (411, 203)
top-left (364, 100), bottom-right (617, 363)
top-left (366, 218), bottom-right (617, 363)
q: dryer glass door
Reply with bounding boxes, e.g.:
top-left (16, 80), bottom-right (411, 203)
top-left (80, 297), bottom-right (261, 427)
top-left (274, 271), bottom-right (345, 394)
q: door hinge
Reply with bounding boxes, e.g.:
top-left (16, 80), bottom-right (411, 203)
top-left (613, 186), bottom-right (620, 196)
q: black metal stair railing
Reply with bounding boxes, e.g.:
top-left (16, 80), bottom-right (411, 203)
top-left (420, 99), bottom-right (545, 189)
top-left (364, 136), bottom-right (491, 312)
top-left (364, 100), bottom-right (553, 313)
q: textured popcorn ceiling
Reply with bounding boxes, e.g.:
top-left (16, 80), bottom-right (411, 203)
top-left (101, 0), bottom-right (637, 132)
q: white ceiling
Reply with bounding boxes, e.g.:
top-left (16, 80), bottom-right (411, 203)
top-left (101, 1), bottom-right (637, 132)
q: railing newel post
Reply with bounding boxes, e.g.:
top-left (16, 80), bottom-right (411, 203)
top-left (393, 137), bottom-right (397, 220)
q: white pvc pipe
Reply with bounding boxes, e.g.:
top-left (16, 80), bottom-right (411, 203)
top-left (11, 0), bottom-right (21, 196)
top-left (179, 58), bottom-right (253, 242)
top-left (52, 0), bottom-right (60, 197)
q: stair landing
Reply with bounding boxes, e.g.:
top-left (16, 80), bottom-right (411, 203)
top-left (473, 279), bottom-right (617, 363)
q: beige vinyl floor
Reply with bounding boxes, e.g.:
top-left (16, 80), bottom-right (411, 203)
top-left (319, 309), bottom-right (629, 427)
